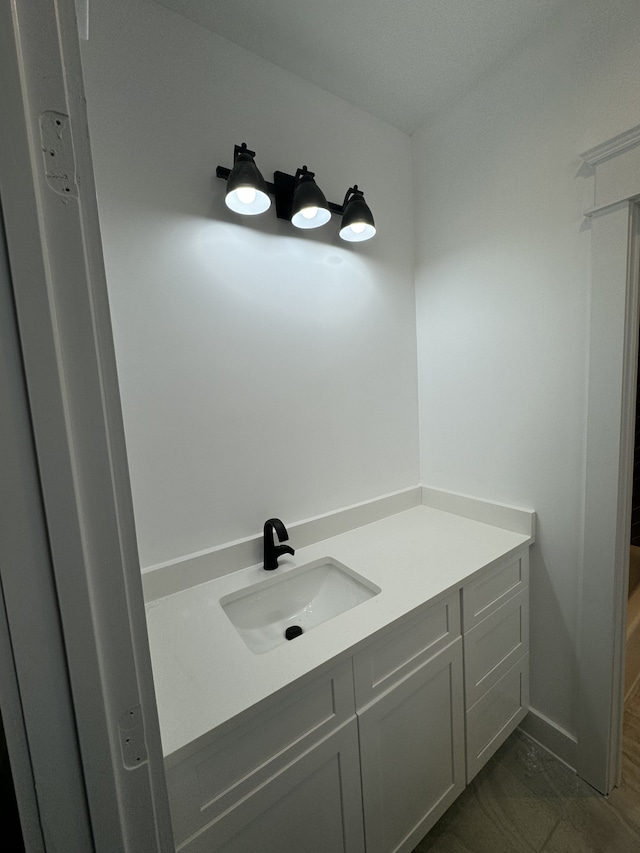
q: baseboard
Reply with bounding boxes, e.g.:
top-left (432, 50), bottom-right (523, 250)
top-left (518, 707), bottom-right (577, 772)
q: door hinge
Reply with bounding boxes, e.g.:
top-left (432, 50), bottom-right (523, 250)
top-left (118, 705), bottom-right (148, 770)
top-left (39, 111), bottom-right (78, 199)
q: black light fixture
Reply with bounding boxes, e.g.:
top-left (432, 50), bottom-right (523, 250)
top-left (223, 143), bottom-right (271, 215)
top-left (339, 186), bottom-right (376, 242)
top-left (216, 143), bottom-right (376, 242)
top-left (290, 166), bottom-right (331, 230)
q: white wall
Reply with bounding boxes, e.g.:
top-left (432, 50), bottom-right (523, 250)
top-left (413, 0), bottom-right (640, 737)
top-left (82, 0), bottom-right (640, 747)
top-left (80, 0), bottom-right (419, 568)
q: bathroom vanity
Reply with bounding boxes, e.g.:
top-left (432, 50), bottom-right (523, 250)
top-left (145, 500), bottom-right (532, 853)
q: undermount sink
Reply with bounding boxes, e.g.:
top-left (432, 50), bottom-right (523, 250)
top-left (220, 558), bottom-right (381, 654)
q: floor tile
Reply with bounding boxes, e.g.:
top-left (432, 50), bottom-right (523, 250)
top-left (412, 684), bottom-right (640, 853)
top-left (540, 815), bottom-right (640, 853)
top-left (413, 758), bottom-right (557, 852)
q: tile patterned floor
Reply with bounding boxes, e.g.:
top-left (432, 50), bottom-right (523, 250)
top-left (412, 685), bottom-right (640, 852)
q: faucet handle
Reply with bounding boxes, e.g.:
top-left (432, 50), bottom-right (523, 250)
top-left (278, 544), bottom-right (295, 558)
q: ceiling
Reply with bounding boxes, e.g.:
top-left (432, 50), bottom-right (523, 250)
top-left (157, 0), bottom-right (571, 134)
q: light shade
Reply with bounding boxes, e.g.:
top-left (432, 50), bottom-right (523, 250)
top-left (339, 189), bottom-right (376, 242)
top-left (225, 149), bottom-right (271, 215)
top-left (291, 170), bottom-right (331, 230)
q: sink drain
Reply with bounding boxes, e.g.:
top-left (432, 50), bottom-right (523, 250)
top-left (285, 625), bottom-right (303, 641)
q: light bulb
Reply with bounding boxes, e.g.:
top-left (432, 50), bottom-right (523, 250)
top-left (301, 206), bottom-right (318, 220)
top-left (350, 221), bottom-right (366, 234)
top-left (236, 186), bottom-right (256, 205)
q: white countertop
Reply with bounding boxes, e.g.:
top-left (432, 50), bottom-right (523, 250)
top-left (145, 504), bottom-right (532, 764)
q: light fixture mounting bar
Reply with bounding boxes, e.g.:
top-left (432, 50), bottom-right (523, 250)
top-left (272, 171), bottom-right (295, 220)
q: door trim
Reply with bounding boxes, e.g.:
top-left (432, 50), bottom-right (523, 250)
top-left (0, 202), bottom-right (89, 851)
top-left (578, 130), bottom-right (640, 793)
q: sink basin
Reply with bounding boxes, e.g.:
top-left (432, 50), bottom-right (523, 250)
top-left (220, 558), bottom-right (381, 654)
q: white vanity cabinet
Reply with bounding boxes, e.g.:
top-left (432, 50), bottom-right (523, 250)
top-left (167, 659), bottom-right (365, 852)
top-left (462, 549), bottom-right (530, 782)
top-left (164, 546), bottom-right (530, 853)
top-left (202, 722), bottom-right (364, 853)
top-left (353, 592), bottom-right (465, 853)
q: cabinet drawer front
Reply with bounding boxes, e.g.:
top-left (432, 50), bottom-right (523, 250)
top-left (167, 660), bottom-right (355, 845)
top-left (176, 719), bottom-right (365, 853)
top-left (465, 653), bottom-right (529, 783)
top-left (353, 592), bottom-right (460, 709)
top-left (462, 550), bottom-right (528, 630)
top-left (359, 639), bottom-right (465, 853)
top-left (464, 588), bottom-right (529, 706)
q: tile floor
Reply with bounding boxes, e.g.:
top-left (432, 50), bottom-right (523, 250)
top-left (412, 684), bottom-right (640, 852)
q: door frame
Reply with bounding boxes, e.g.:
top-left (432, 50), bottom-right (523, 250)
top-left (0, 206), bottom-right (54, 853)
top-left (0, 1), bottom-right (173, 848)
top-left (577, 125), bottom-right (640, 794)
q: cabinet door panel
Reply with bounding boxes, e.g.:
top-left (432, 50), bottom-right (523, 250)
top-left (168, 660), bottom-right (355, 844)
top-left (359, 639), bottom-right (465, 853)
top-left (178, 719), bottom-right (364, 853)
top-left (465, 653), bottom-right (529, 783)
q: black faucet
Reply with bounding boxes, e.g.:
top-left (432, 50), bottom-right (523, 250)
top-left (263, 518), bottom-right (295, 570)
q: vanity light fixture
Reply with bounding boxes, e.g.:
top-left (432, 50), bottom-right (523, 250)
top-left (216, 143), bottom-right (376, 242)
top-left (339, 186), bottom-right (376, 242)
top-left (290, 166), bottom-right (331, 230)
top-left (223, 143), bottom-right (271, 215)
